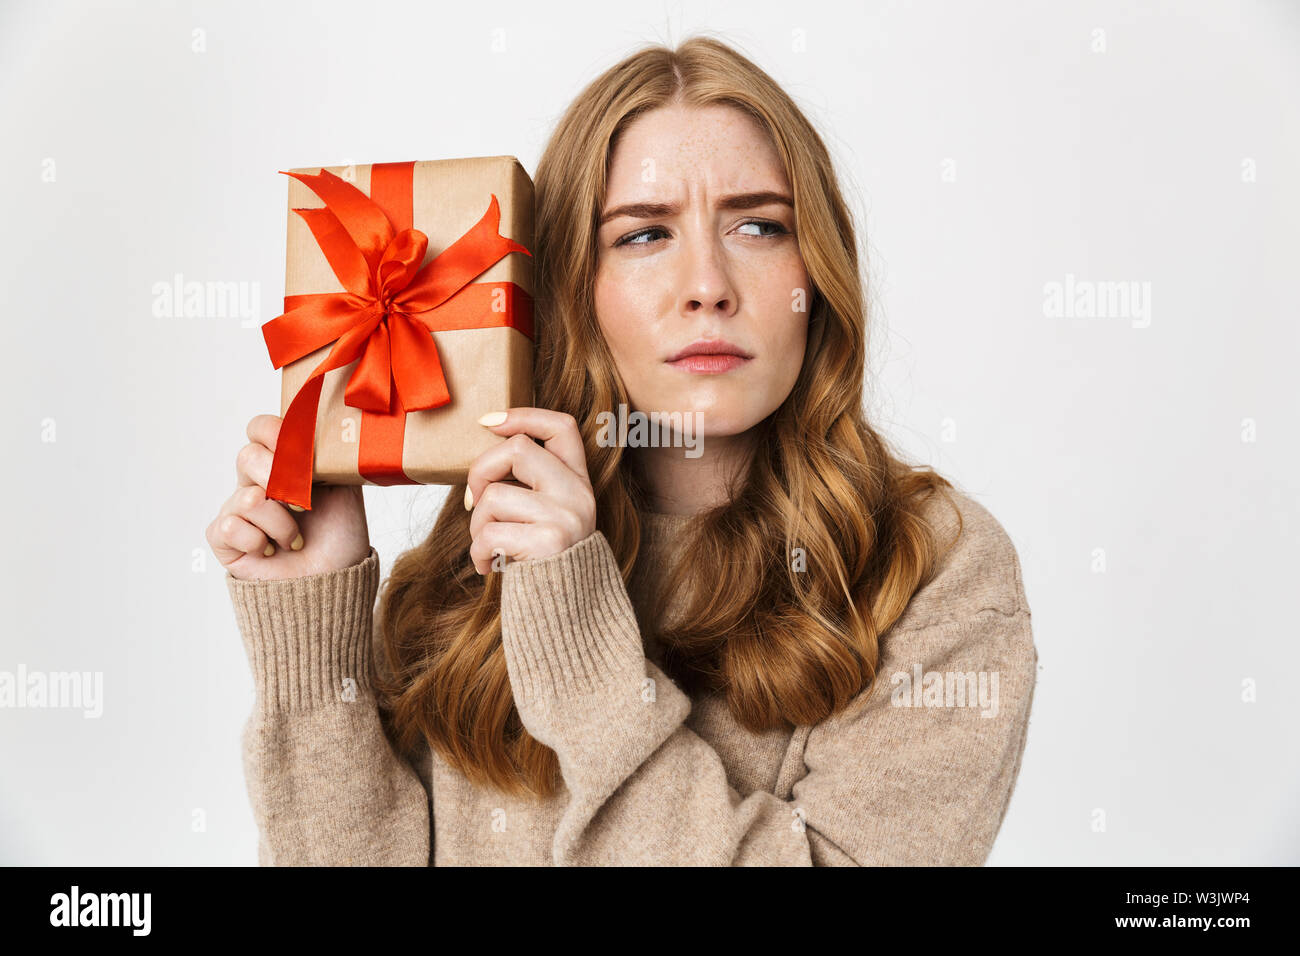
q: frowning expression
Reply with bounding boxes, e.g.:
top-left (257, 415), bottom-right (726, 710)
top-left (594, 102), bottom-right (811, 439)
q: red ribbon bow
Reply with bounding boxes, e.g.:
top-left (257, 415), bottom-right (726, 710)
top-left (261, 162), bottom-right (532, 510)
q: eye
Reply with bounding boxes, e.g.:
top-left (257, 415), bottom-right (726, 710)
top-left (614, 226), bottom-right (670, 247)
top-left (613, 219), bottom-right (790, 248)
top-left (735, 219), bottom-right (789, 238)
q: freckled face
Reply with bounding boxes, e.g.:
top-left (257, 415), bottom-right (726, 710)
top-left (594, 103), bottom-right (811, 438)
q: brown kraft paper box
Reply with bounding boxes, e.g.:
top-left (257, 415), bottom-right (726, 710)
top-left (278, 156), bottom-right (535, 487)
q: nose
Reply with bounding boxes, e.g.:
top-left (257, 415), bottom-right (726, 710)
top-left (677, 229), bottom-right (738, 319)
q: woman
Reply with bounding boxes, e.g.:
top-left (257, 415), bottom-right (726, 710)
top-left (208, 35), bottom-right (1037, 866)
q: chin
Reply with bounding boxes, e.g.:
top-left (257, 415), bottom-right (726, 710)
top-left (685, 407), bottom-right (764, 439)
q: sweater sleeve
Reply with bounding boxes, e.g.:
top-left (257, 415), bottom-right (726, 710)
top-left (497, 527), bottom-right (1037, 867)
top-left (225, 547), bottom-right (432, 866)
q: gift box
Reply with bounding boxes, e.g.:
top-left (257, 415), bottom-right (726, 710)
top-left (261, 156), bottom-right (535, 510)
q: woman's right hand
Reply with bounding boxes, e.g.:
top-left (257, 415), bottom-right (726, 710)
top-left (207, 414), bottom-right (372, 582)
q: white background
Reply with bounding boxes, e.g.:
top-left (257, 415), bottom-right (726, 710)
top-left (1, 0), bottom-right (1296, 865)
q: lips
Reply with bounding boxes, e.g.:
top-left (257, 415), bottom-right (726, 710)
top-left (665, 339), bottom-right (753, 362)
top-left (667, 353), bottom-right (750, 373)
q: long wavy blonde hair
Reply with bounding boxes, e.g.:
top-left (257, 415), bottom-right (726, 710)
top-left (375, 34), bottom-right (962, 798)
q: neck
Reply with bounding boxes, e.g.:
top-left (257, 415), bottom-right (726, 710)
top-left (629, 429), bottom-right (758, 516)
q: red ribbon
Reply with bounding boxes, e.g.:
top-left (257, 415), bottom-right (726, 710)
top-left (261, 161), bottom-right (533, 510)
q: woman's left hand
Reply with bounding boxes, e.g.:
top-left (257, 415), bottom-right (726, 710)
top-left (465, 407), bottom-right (597, 574)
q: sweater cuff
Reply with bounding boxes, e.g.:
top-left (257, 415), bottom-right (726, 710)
top-left (498, 530), bottom-right (646, 707)
top-left (225, 547), bottom-right (381, 714)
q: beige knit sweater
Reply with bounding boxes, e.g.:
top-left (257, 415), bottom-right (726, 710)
top-left (225, 487), bottom-right (1037, 866)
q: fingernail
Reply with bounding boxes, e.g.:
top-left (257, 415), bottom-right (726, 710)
top-left (290, 533), bottom-right (304, 551)
top-left (477, 411), bottom-right (507, 427)
top-left (287, 503), bottom-right (305, 512)
top-left (263, 543), bottom-right (275, 557)
top-left (463, 485), bottom-right (474, 510)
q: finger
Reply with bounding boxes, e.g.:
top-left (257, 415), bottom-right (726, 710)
top-left (247, 414), bottom-right (283, 452)
top-left (469, 521), bottom-right (567, 575)
top-left (467, 480), bottom-right (549, 542)
top-left (468, 520), bottom-right (517, 575)
top-left (209, 513), bottom-right (274, 565)
top-left (469, 481), bottom-right (590, 551)
top-left (219, 481), bottom-right (261, 520)
top-left (478, 408), bottom-right (588, 479)
top-left (466, 432), bottom-right (582, 508)
top-left (244, 417), bottom-right (307, 510)
top-left (235, 441), bottom-right (274, 489)
top-left (219, 484), bottom-right (302, 548)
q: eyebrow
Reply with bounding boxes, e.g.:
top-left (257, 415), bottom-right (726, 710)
top-left (598, 190), bottom-right (794, 227)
